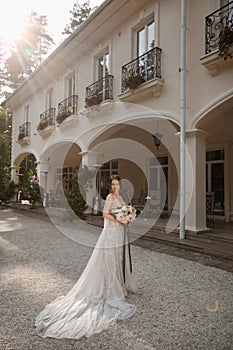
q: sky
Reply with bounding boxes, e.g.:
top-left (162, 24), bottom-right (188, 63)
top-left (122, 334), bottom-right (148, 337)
top-left (0, 0), bottom-right (105, 46)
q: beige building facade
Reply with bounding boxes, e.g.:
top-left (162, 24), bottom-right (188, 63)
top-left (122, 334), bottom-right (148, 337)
top-left (6, 0), bottom-right (233, 232)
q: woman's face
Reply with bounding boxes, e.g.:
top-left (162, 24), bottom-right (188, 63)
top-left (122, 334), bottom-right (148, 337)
top-left (111, 179), bottom-right (120, 193)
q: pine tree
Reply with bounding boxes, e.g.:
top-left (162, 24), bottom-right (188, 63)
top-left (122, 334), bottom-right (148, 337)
top-left (62, 1), bottom-right (97, 36)
top-left (16, 12), bottom-right (55, 69)
top-left (3, 50), bottom-right (28, 90)
top-left (0, 12), bottom-right (54, 93)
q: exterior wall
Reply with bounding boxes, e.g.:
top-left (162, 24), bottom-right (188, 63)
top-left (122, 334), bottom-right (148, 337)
top-left (9, 0), bottom-right (233, 149)
top-left (5, 0), bottom-right (233, 229)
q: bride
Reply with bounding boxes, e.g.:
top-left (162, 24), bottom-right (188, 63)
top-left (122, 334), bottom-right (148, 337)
top-left (35, 174), bottom-right (137, 339)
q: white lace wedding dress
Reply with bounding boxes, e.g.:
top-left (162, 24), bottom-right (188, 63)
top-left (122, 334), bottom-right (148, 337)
top-left (35, 195), bottom-right (137, 339)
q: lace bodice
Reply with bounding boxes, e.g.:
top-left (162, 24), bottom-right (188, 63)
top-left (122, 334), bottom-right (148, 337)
top-left (103, 194), bottom-right (125, 213)
top-left (111, 197), bottom-right (125, 210)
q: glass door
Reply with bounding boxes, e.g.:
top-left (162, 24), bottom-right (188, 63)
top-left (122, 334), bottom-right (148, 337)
top-left (96, 160), bottom-right (118, 199)
top-left (136, 20), bottom-right (155, 57)
top-left (67, 75), bottom-right (75, 97)
top-left (97, 51), bottom-right (109, 101)
top-left (149, 156), bottom-right (168, 212)
top-left (206, 150), bottom-right (225, 216)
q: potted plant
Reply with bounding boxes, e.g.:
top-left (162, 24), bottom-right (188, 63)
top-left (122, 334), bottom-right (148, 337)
top-left (56, 112), bottom-right (69, 124)
top-left (218, 25), bottom-right (233, 60)
top-left (124, 71), bottom-right (145, 90)
top-left (37, 120), bottom-right (48, 131)
top-left (18, 132), bottom-right (25, 141)
top-left (85, 94), bottom-right (102, 108)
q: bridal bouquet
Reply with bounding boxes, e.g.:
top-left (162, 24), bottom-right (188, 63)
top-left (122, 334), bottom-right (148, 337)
top-left (112, 205), bottom-right (136, 224)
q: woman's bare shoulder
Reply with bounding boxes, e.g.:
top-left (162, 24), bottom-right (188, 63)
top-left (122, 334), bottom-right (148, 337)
top-left (106, 193), bottom-right (114, 201)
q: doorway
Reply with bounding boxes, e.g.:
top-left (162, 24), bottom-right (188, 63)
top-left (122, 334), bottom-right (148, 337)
top-left (206, 150), bottom-right (225, 217)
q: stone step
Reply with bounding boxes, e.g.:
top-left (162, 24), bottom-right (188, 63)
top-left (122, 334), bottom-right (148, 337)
top-left (85, 215), bottom-right (104, 227)
top-left (185, 233), bottom-right (233, 245)
top-left (143, 231), bottom-right (233, 261)
top-left (85, 215), bottom-right (233, 261)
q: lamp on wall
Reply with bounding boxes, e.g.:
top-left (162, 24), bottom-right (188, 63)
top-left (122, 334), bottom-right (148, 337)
top-left (152, 120), bottom-right (163, 150)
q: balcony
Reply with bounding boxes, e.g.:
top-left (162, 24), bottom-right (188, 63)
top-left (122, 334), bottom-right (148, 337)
top-left (85, 75), bottom-right (114, 108)
top-left (18, 122), bottom-right (31, 146)
top-left (119, 47), bottom-right (163, 101)
top-left (200, 1), bottom-right (233, 75)
top-left (56, 95), bottom-right (78, 126)
top-left (37, 107), bottom-right (56, 138)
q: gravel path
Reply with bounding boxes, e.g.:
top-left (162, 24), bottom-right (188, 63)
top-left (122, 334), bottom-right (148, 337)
top-left (0, 208), bottom-right (233, 350)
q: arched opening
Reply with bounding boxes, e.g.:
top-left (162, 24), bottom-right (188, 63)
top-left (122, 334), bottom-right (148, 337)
top-left (39, 142), bottom-right (82, 208)
top-left (18, 154), bottom-right (37, 189)
top-left (87, 118), bottom-right (179, 217)
top-left (195, 100), bottom-right (233, 222)
top-left (12, 152), bottom-right (39, 204)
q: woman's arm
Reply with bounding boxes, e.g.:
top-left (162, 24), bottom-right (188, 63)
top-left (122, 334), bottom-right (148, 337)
top-left (103, 212), bottom-right (118, 222)
top-left (102, 195), bottom-right (118, 222)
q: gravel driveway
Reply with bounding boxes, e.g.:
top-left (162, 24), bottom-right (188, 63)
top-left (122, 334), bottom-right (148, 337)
top-left (0, 209), bottom-right (232, 350)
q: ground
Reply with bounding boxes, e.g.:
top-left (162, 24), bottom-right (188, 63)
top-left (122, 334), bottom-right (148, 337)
top-left (0, 208), bottom-right (233, 350)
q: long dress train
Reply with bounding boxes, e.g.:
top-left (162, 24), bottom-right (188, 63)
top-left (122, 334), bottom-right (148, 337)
top-left (35, 196), bottom-right (137, 339)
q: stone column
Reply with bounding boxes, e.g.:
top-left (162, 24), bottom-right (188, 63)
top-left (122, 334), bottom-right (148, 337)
top-left (185, 129), bottom-right (208, 233)
top-left (36, 160), bottom-right (51, 208)
top-left (35, 161), bottom-right (49, 191)
top-left (10, 165), bottom-right (20, 184)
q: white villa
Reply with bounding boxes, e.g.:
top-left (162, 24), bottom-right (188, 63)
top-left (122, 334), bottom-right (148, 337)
top-left (5, 0), bottom-right (233, 233)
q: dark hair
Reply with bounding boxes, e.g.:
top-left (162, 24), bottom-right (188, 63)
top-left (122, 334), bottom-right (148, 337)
top-left (110, 174), bottom-right (121, 186)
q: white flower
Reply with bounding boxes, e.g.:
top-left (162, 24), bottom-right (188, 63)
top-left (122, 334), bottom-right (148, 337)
top-left (112, 205), bottom-right (136, 224)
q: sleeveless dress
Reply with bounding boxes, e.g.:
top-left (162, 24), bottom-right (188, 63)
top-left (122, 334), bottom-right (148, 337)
top-left (35, 195), bottom-right (137, 339)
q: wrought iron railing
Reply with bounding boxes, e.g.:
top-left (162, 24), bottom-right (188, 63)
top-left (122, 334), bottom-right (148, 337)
top-left (57, 95), bottom-right (78, 116)
top-left (18, 122), bottom-right (31, 140)
top-left (38, 108), bottom-right (56, 131)
top-left (205, 1), bottom-right (233, 54)
top-left (121, 47), bottom-right (162, 93)
top-left (85, 75), bottom-right (114, 108)
top-left (57, 95), bottom-right (78, 124)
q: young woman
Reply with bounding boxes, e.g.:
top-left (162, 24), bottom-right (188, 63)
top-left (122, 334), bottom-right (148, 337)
top-left (35, 175), bottom-right (137, 339)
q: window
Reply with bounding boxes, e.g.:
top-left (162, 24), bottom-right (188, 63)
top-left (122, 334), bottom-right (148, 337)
top-left (206, 150), bottom-right (225, 216)
top-left (97, 51), bottom-right (109, 80)
top-left (96, 160), bottom-right (118, 199)
top-left (67, 74), bottom-right (75, 98)
top-left (136, 20), bottom-right (155, 57)
top-left (46, 89), bottom-right (53, 109)
top-left (206, 150), bottom-right (224, 161)
top-left (24, 105), bottom-right (29, 123)
top-left (55, 167), bottom-right (78, 191)
top-left (149, 156), bottom-right (168, 211)
top-left (94, 50), bottom-right (110, 101)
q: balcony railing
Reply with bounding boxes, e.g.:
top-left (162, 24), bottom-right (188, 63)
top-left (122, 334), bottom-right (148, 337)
top-left (38, 107), bottom-right (56, 131)
top-left (121, 47), bottom-right (162, 93)
top-left (85, 75), bottom-right (114, 108)
top-left (18, 122), bottom-right (31, 141)
top-left (57, 95), bottom-right (78, 124)
top-left (205, 1), bottom-right (233, 56)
